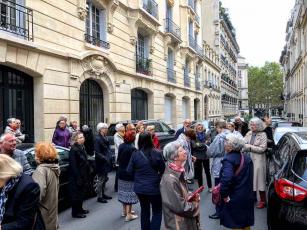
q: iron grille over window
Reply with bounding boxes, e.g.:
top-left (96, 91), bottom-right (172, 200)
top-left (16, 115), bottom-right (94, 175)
top-left (143, 0), bottom-right (158, 19)
top-left (165, 18), bottom-right (181, 41)
top-left (189, 35), bottom-right (196, 50)
top-left (167, 68), bottom-right (176, 83)
top-left (0, 0), bottom-right (33, 41)
top-left (136, 55), bottom-right (152, 75)
top-left (195, 73), bottom-right (201, 90)
top-left (85, 2), bottom-right (109, 49)
top-left (184, 68), bottom-right (190, 87)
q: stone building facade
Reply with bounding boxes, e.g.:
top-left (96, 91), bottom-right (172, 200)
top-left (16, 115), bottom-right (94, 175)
top-left (238, 56), bottom-right (249, 113)
top-left (219, 6), bottom-right (240, 119)
top-left (0, 0), bottom-right (219, 142)
top-left (280, 0), bottom-right (306, 125)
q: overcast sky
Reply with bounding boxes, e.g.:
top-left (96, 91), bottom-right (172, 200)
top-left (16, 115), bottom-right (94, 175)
top-left (221, 0), bottom-right (295, 67)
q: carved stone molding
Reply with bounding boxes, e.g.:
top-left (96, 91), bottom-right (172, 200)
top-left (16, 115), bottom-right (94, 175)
top-left (107, 0), bottom-right (119, 33)
top-left (167, 0), bottom-right (175, 7)
top-left (81, 55), bottom-right (112, 76)
top-left (77, 0), bottom-right (87, 20)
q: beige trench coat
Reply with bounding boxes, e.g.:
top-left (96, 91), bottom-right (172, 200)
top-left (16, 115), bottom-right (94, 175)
top-left (244, 131), bottom-right (267, 191)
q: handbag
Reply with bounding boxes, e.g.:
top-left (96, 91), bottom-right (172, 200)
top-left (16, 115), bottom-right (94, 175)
top-left (212, 153), bottom-right (244, 205)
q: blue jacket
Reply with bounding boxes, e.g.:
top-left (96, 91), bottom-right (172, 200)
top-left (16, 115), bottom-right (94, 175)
top-left (220, 151), bottom-right (254, 228)
top-left (175, 127), bottom-right (185, 139)
top-left (127, 149), bottom-right (165, 195)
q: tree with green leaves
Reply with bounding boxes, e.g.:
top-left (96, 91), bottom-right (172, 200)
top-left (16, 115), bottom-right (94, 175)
top-left (248, 62), bottom-right (283, 113)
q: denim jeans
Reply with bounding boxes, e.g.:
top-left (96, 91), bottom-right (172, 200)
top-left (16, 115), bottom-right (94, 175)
top-left (136, 194), bottom-right (162, 230)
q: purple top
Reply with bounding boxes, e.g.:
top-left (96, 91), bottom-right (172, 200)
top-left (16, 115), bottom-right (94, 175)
top-left (52, 127), bottom-right (71, 148)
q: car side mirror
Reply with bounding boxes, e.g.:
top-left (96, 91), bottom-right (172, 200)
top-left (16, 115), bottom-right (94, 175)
top-left (168, 129), bottom-right (175, 135)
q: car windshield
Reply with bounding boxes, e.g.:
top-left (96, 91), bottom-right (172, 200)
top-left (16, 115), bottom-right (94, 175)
top-left (292, 151), bottom-right (307, 189)
top-left (278, 123), bottom-right (301, 127)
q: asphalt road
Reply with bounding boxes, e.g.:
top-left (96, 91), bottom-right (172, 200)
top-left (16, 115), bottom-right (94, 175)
top-left (59, 172), bottom-right (267, 230)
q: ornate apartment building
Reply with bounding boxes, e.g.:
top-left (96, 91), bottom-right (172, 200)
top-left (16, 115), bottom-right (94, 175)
top-left (280, 0), bottom-right (306, 125)
top-left (238, 55), bottom-right (249, 113)
top-left (219, 6), bottom-right (240, 118)
top-left (0, 0), bottom-right (226, 142)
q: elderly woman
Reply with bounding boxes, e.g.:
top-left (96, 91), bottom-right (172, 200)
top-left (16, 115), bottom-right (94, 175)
top-left (0, 154), bottom-right (45, 229)
top-left (177, 129), bottom-right (197, 183)
top-left (117, 130), bottom-right (138, 222)
top-left (191, 123), bottom-right (212, 191)
top-left (134, 124), bottom-right (145, 149)
top-left (160, 141), bottom-right (200, 230)
top-left (68, 120), bottom-right (79, 146)
top-left (69, 132), bottom-right (91, 218)
top-left (94, 123), bottom-right (113, 203)
top-left (52, 119), bottom-right (71, 148)
top-left (220, 134), bottom-right (254, 230)
top-left (113, 123), bottom-right (125, 192)
top-left (33, 143), bottom-right (60, 230)
top-left (227, 122), bottom-right (243, 138)
top-left (244, 117), bottom-right (267, 209)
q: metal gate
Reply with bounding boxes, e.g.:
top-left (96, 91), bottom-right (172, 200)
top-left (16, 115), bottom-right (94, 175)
top-left (131, 88), bottom-right (148, 120)
top-left (0, 65), bottom-right (34, 141)
top-left (80, 79), bottom-right (104, 131)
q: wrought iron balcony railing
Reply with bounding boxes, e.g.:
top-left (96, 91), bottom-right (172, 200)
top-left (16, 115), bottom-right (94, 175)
top-left (196, 43), bottom-right (204, 58)
top-left (136, 55), bottom-right (152, 75)
top-left (189, 35), bottom-right (196, 50)
top-left (0, 0), bottom-right (33, 41)
top-left (165, 18), bottom-right (181, 41)
top-left (85, 34), bottom-right (110, 49)
top-left (195, 73), bottom-right (201, 90)
top-left (195, 14), bottom-right (200, 24)
top-left (167, 68), bottom-right (176, 83)
top-left (143, 0), bottom-right (158, 19)
top-left (184, 68), bottom-right (190, 87)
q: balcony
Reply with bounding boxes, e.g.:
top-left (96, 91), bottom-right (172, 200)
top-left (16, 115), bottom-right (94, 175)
top-left (85, 34), bottom-right (110, 49)
top-left (136, 55), bottom-right (152, 75)
top-left (143, 0), bottom-right (158, 19)
top-left (195, 73), bottom-right (201, 90)
top-left (167, 68), bottom-right (176, 83)
top-left (184, 68), bottom-right (190, 87)
top-left (0, 0), bottom-right (33, 41)
top-left (196, 43), bottom-right (204, 59)
top-left (165, 18), bottom-right (181, 41)
top-left (189, 35), bottom-right (196, 50)
top-left (188, 0), bottom-right (196, 12)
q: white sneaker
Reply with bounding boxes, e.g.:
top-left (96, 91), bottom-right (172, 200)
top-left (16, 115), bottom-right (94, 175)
top-left (125, 214), bottom-right (138, 222)
top-left (122, 210), bottom-right (136, 217)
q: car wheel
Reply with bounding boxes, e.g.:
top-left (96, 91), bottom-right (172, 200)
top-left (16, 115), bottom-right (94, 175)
top-left (267, 188), bottom-right (282, 230)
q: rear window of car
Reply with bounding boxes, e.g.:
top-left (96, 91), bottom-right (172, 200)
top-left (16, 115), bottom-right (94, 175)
top-left (278, 123), bottom-right (302, 127)
top-left (292, 151), bottom-right (307, 188)
top-left (146, 122), bottom-right (163, 132)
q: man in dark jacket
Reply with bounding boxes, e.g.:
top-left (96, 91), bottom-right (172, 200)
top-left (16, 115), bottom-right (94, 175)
top-left (94, 123), bottom-right (112, 203)
top-left (175, 119), bottom-right (192, 139)
top-left (234, 116), bottom-right (249, 137)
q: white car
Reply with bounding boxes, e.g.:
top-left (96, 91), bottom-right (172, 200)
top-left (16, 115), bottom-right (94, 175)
top-left (273, 127), bottom-right (307, 145)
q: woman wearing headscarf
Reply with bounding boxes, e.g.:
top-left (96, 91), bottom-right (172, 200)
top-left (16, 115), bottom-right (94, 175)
top-left (33, 143), bottom-right (60, 230)
top-left (0, 154), bottom-right (45, 230)
top-left (160, 141), bottom-right (200, 230)
top-left (177, 129), bottom-right (197, 183)
top-left (69, 132), bottom-right (91, 218)
top-left (244, 117), bottom-right (267, 209)
top-left (117, 130), bottom-right (138, 222)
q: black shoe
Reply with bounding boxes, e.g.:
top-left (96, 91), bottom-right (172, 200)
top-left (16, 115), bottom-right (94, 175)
top-left (209, 213), bottom-right (220, 219)
top-left (72, 213), bottom-right (86, 218)
top-left (102, 194), bottom-right (112, 200)
top-left (97, 198), bottom-right (108, 203)
top-left (82, 209), bottom-right (90, 214)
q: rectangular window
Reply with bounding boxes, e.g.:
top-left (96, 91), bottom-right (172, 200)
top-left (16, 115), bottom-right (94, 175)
top-left (85, 1), bottom-right (109, 49)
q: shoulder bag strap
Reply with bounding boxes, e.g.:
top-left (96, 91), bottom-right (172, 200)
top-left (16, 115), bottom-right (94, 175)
top-left (234, 153), bottom-right (244, 176)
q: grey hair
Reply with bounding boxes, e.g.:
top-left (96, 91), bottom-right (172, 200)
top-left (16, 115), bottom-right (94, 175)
top-left (82, 125), bottom-right (89, 131)
top-left (97, 122), bottom-right (108, 132)
top-left (163, 141), bottom-right (182, 162)
top-left (7, 118), bottom-right (16, 125)
top-left (115, 123), bottom-right (124, 131)
top-left (249, 117), bottom-right (265, 132)
top-left (225, 134), bottom-right (245, 151)
top-left (59, 115), bottom-right (68, 121)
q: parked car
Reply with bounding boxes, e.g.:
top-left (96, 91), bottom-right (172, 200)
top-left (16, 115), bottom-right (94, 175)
top-left (267, 131), bottom-right (307, 230)
top-left (16, 144), bottom-right (96, 209)
top-left (272, 121), bottom-right (302, 130)
top-left (273, 127), bottom-right (307, 145)
top-left (107, 120), bottom-right (176, 150)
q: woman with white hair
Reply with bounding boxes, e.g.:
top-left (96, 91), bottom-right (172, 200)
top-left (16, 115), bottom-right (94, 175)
top-left (160, 141), bottom-right (200, 230)
top-left (244, 117), bottom-right (267, 209)
top-left (0, 154), bottom-right (45, 229)
top-left (220, 134), bottom-right (254, 229)
top-left (94, 123), bottom-right (113, 203)
top-left (113, 123), bottom-right (125, 192)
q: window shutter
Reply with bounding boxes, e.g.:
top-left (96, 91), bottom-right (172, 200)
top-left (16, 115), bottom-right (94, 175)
top-left (99, 9), bottom-right (107, 42)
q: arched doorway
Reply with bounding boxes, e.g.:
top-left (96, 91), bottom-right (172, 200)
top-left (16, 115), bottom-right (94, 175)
top-left (0, 65), bottom-right (34, 141)
top-left (80, 79), bottom-right (104, 130)
top-left (131, 88), bottom-right (148, 120)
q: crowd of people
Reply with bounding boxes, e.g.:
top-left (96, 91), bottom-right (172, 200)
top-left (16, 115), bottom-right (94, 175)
top-left (0, 114), bottom-right (274, 229)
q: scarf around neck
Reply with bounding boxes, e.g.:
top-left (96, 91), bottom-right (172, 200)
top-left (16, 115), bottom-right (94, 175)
top-left (0, 174), bottom-right (21, 223)
top-left (168, 162), bottom-right (185, 173)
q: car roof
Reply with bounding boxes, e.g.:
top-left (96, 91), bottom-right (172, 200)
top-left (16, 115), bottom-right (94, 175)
top-left (274, 127), bottom-right (307, 145)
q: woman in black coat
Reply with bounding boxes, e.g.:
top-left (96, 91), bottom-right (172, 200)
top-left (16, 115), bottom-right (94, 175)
top-left (220, 134), bottom-right (254, 229)
top-left (69, 132), bottom-right (91, 218)
top-left (0, 154), bottom-right (45, 230)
